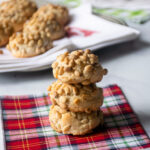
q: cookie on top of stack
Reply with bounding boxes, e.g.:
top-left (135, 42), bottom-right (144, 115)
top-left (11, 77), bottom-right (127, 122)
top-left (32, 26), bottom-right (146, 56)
top-left (48, 49), bottom-right (107, 135)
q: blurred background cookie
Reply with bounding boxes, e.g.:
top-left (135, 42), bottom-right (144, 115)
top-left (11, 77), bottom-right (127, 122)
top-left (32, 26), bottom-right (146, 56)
top-left (52, 49), bottom-right (107, 85)
top-left (7, 4), bottom-right (69, 58)
top-left (0, 0), bottom-right (37, 47)
top-left (35, 4), bottom-right (69, 25)
top-left (49, 105), bottom-right (103, 135)
top-left (48, 80), bottom-right (103, 113)
top-left (23, 6), bottom-right (66, 41)
top-left (7, 32), bottom-right (53, 58)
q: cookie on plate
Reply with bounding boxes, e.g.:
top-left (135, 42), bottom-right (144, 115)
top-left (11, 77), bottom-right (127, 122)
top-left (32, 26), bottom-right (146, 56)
top-left (7, 31), bottom-right (53, 58)
top-left (7, 4), bottom-right (67, 57)
top-left (52, 49), bottom-right (107, 85)
top-left (36, 4), bottom-right (69, 25)
top-left (49, 105), bottom-right (103, 135)
top-left (23, 4), bottom-right (66, 41)
top-left (0, 0), bottom-right (37, 47)
top-left (48, 80), bottom-right (103, 113)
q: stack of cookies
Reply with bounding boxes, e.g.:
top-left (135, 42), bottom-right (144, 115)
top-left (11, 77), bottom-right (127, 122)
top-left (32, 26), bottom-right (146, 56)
top-left (48, 49), bottom-right (107, 135)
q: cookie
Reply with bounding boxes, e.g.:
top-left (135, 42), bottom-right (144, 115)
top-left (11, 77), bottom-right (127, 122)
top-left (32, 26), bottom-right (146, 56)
top-left (48, 80), bottom-right (103, 113)
top-left (7, 31), bottom-right (53, 58)
top-left (7, 4), bottom-right (67, 57)
top-left (7, 6), bottom-right (67, 58)
top-left (52, 49), bottom-right (107, 85)
top-left (0, 0), bottom-right (37, 47)
top-left (49, 105), bottom-right (103, 135)
top-left (36, 4), bottom-right (69, 25)
top-left (23, 6), bottom-right (66, 41)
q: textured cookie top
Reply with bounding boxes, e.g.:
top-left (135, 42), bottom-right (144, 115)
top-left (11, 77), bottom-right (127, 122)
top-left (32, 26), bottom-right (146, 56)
top-left (7, 31), bottom-right (53, 57)
top-left (52, 49), bottom-right (107, 85)
top-left (23, 13), bottom-right (64, 41)
top-left (32, 4), bottom-right (69, 25)
top-left (49, 105), bottom-right (103, 135)
top-left (0, 0), bottom-right (37, 25)
top-left (48, 80), bottom-right (103, 113)
top-left (48, 80), bottom-right (100, 96)
top-left (0, 0), bottom-right (37, 42)
top-left (9, 15), bottom-right (62, 45)
top-left (7, 4), bottom-right (67, 57)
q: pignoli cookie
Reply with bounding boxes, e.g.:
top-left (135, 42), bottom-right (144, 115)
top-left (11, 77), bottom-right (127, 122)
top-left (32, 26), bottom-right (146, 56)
top-left (0, 0), bottom-right (37, 47)
top-left (48, 80), bottom-right (103, 113)
top-left (52, 49), bottom-right (107, 85)
top-left (35, 4), bottom-right (69, 25)
top-left (7, 5), bottom-right (67, 57)
top-left (49, 105), bottom-right (103, 135)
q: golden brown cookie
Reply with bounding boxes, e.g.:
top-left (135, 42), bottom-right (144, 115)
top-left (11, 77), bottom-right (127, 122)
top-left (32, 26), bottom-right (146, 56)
top-left (48, 80), bottom-right (103, 113)
top-left (49, 105), bottom-right (103, 135)
top-left (52, 49), bottom-right (107, 85)
top-left (35, 4), bottom-right (69, 25)
top-left (7, 32), bottom-right (53, 58)
top-left (7, 4), bottom-right (68, 58)
top-left (0, 0), bottom-right (37, 47)
top-left (23, 9), bottom-right (66, 41)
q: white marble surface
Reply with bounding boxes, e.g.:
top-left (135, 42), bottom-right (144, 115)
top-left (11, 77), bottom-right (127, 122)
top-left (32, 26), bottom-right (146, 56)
top-left (0, 22), bottom-right (150, 149)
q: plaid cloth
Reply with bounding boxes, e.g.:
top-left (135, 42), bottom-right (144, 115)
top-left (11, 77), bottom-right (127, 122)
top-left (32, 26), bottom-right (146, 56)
top-left (1, 85), bottom-right (150, 150)
top-left (92, 7), bottom-right (150, 24)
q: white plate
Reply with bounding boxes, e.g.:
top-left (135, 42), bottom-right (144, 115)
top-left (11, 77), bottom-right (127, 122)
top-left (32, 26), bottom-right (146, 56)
top-left (0, 3), bottom-right (140, 73)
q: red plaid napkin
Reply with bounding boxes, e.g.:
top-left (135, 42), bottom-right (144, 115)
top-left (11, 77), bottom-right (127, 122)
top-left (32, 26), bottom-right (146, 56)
top-left (1, 85), bottom-right (150, 150)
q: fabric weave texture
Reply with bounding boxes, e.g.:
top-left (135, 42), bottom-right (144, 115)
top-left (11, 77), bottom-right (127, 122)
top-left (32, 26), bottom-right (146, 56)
top-left (1, 85), bottom-right (150, 150)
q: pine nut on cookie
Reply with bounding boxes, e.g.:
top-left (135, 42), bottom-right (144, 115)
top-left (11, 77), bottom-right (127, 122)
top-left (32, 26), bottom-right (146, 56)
top-left (49, 105), bottom-right (104, 135)
top-left (52, 49), bottom-right (107, 85)
top-left (0, 0), bottom-right (37, 47)
top-left (48, 80), bottom-right (104, 113)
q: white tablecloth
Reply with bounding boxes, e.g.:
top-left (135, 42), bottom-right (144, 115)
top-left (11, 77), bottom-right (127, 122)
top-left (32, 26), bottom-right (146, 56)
top-left (0, 21), bottom-right (150, 150)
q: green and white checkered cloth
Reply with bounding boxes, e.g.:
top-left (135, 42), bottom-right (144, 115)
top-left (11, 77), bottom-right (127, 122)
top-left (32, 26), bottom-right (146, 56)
top-left (92, 7), bottom-right (150, 24)
top-left (31, 0), bottom-right (150, 24)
